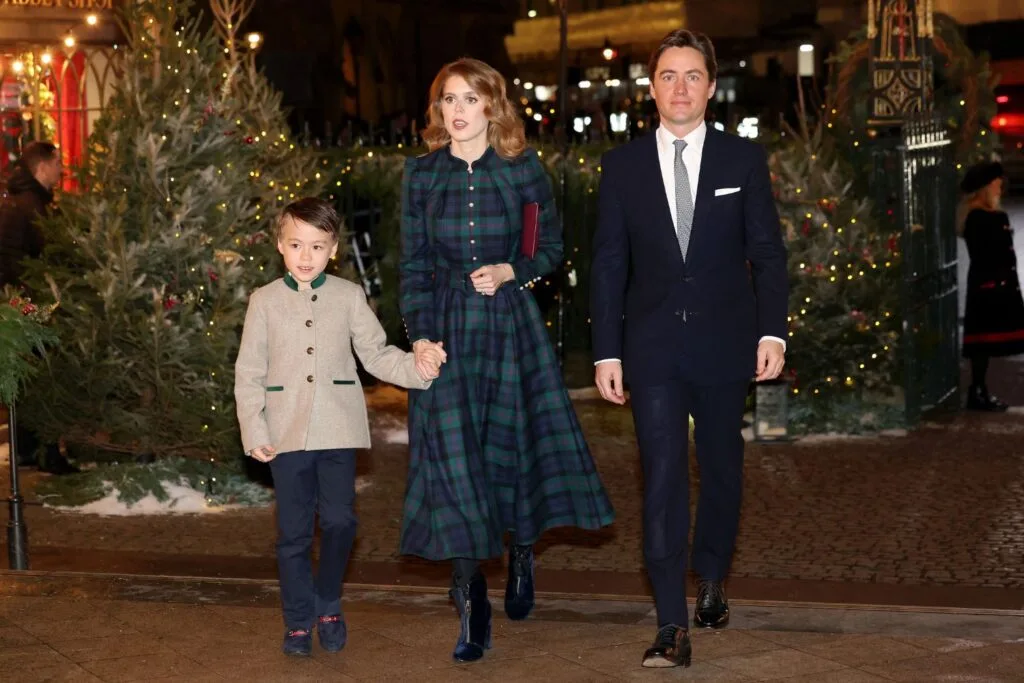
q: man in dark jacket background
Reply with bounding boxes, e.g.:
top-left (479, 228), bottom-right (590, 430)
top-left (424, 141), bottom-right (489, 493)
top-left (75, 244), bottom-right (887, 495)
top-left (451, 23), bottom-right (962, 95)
top-left (0, 141), bottom-right (62, 288)
top-left (0, 141), bottom-right (77, 474)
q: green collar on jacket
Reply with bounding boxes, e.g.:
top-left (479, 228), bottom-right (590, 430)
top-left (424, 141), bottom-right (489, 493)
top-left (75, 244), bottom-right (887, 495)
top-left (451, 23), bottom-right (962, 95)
top-left (283, 271), bottom-right (327, 291)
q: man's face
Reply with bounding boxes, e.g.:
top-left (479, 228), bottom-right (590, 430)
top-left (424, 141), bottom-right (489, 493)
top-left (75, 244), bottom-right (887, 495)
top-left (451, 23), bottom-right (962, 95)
top-left (36, 155), bottom-right (63, 190)
top-left (649, 46), bottom-right (716, 131)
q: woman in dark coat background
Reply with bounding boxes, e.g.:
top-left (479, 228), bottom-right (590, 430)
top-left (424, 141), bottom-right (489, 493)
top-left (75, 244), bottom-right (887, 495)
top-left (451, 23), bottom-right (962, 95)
top-left (398, 58), bottom-right (614, 662)
top-left (959, 161), bottom-right (1024, 411)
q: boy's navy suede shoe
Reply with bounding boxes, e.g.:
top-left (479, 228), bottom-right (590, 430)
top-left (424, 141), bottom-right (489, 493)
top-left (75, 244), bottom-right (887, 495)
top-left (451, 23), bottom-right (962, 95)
top-left (317, 614), bottom-right (347, 652)
top-left (282, 628), bottom-right (313, 657)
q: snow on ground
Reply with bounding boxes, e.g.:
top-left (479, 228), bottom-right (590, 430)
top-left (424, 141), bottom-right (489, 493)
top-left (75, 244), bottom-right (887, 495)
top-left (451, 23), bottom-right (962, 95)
top-left (373, 413), bottom-right (409, 445)
top-left (793, 429), bottom-right (909, 444)
top-left (53, 482), bottom-right (229, 516)
top-left (44, 477), bottom-right (372, 515)
top-left (382, 428), bottom-right (408, 445)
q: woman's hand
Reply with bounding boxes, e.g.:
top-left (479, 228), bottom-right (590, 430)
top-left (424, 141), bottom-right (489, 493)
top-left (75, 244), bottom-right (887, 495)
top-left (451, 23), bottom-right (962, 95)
top-left (413, 340), bottom-right (447, 380)
top-left (470, 264), bottom-right (515, 296)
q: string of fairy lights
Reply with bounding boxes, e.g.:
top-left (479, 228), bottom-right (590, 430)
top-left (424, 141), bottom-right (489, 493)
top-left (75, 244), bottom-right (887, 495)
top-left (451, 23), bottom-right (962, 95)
top-left (780, 167), bottom-right (901, 396)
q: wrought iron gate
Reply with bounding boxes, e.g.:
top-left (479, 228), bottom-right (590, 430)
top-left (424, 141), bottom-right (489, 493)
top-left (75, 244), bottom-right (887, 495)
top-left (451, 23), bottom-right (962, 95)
top-left (896, 116), bottom-right (960, 424)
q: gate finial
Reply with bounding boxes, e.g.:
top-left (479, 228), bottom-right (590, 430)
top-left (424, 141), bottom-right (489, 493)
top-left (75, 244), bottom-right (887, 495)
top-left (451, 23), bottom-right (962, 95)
top-left (868, 0), bottom-right (935, 124)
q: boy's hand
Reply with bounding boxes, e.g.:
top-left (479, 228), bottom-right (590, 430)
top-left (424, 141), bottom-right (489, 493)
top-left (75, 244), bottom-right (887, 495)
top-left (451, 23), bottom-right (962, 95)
top-left (413, 340), bottom-right (446, 380)
top-left (249, 445), bottom-right (277, 462)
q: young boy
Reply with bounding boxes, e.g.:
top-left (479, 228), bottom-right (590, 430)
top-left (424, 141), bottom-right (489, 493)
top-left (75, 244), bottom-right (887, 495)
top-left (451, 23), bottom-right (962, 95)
top-left (235, 197), bottom-right (445, 657)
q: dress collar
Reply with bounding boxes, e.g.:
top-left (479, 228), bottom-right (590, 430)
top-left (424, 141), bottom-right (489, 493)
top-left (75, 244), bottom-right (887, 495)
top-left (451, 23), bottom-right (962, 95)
top-left (445, 144), bottom-right (498, 171)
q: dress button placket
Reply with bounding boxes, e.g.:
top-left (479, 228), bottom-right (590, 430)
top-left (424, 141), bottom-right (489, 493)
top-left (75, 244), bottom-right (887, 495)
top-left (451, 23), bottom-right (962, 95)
top-left (468, 169), bottom-right (477, 263)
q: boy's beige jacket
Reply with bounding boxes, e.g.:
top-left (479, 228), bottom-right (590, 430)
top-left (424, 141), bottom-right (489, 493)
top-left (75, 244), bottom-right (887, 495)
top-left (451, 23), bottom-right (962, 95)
top-left (234, 274), bottom-right (428, 454)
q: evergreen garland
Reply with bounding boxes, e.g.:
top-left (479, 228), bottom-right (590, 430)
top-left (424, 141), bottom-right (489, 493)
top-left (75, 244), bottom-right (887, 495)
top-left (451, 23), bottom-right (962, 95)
top-left (0, 289), bottom-right (58, 406)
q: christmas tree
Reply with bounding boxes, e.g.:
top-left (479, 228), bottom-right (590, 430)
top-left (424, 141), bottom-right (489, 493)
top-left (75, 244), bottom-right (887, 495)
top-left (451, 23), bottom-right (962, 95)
top-left (20, 0), bottom-right (326, 462)
top-left (771, 102), bottom-right (904, 432)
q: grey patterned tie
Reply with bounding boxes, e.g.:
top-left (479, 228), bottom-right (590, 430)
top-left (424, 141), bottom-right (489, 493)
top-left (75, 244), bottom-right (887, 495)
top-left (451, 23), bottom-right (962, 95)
top-left (673, 139), bottom-right (694, 261)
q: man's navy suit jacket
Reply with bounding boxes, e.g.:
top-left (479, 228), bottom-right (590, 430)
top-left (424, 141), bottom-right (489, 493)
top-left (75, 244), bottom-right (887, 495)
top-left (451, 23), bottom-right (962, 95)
top-left (590, 127), bottom-right (789, 386)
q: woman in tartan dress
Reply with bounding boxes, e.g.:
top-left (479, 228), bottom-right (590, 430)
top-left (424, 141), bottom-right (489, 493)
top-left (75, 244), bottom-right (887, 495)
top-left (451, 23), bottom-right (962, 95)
top-left (399, 58), bottom-right (614, 662)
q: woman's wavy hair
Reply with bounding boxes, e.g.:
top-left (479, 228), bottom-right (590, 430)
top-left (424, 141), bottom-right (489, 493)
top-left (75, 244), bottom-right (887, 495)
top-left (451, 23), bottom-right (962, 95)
top-left (421, 58), bottom-right (526, 160)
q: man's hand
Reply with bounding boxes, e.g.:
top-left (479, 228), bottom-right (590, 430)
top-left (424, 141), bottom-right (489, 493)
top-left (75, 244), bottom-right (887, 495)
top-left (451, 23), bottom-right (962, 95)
top-left (470, 264), bottom-right (515, 296)
top-left (413, 340), bottom-right (447, 380)
top-left (250, 445), bottom-right (277, 463)
top-left (595, 361), bottom-right (626, 405)
top-left (755, 339), bottom-right (785, 382)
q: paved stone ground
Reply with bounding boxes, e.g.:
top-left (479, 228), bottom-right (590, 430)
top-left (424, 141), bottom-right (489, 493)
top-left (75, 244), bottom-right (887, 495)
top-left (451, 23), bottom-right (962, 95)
top-left (2, 572), bottom-right (1024, 683)
top-left (4, 385), bottom-right (1024, 594)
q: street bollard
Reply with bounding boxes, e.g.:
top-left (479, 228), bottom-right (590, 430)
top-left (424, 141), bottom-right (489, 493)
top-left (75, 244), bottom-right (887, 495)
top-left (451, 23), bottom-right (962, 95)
top-left (6, 402), bottom-right (29, 570)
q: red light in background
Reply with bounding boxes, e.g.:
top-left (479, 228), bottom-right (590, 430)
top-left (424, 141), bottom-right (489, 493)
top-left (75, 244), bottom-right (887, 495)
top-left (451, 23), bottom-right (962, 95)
top-left (991, 113), bottom-right (1024, 132)
top-left (997, 95), bottom-right (1010, 104)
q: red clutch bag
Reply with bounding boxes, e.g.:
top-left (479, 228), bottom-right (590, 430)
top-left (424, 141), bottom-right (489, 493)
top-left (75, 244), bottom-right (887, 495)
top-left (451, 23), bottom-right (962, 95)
top-left (521, 202), bottom-right (539, 258)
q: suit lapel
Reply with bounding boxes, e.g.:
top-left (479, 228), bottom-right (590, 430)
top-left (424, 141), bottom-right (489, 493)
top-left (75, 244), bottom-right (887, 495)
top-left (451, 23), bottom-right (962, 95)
top-left (643, 133), bottom-right (686, 268)
top-left (688, 126), bottom-right (719, 260)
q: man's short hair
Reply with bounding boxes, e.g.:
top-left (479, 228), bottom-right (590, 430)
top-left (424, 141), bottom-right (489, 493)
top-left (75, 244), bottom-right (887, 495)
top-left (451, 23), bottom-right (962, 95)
top-left (276, 197), bottom-right (342, 240)
top-left (648, 29), bottom-right (718, 83)
top-left (20, 141), bottom-right (59, 174)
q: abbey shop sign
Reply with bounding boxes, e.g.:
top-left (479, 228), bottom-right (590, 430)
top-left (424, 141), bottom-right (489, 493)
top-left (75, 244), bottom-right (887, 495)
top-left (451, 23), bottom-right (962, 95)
top-left (1, 0), bottom-right (114, 9)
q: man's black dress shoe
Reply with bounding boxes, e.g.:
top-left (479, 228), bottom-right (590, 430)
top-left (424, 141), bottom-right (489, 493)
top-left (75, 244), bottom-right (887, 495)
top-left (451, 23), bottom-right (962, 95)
top-left (694, 580), bottom-right (729, 628)
top-left (641, 624), bottom-right (691, 668)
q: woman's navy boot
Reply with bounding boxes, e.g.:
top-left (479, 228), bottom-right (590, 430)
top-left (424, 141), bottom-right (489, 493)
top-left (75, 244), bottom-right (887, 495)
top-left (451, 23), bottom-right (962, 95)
top-left (504, 544), bottom-right (535, 621)
top-left (451, 572), bottom-right (492, 662)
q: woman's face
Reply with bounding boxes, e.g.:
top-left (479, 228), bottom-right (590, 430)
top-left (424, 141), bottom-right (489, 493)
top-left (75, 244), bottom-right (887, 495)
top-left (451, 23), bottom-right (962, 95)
top-left (440, 75), bottom-right (489, 145)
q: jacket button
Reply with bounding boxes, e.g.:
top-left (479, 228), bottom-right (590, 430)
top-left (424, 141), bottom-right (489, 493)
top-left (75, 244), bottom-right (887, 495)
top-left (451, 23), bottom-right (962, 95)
top-left (307, 347), bottom-right (314, 355)
top-left (305, 320), bottom-right (313, 327)
top-left (307, 375), bottom-right (314, 383)
top-left (311, 294), bottom-right (318, 302)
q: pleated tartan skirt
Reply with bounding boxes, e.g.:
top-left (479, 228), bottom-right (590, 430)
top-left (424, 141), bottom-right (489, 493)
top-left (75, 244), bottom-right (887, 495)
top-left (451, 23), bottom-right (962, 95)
top-left (400, 277), bottom-right (615, 561)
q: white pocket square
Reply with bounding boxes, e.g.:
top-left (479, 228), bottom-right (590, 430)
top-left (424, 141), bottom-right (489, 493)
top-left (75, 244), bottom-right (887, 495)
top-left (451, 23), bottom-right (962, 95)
top-left (714, 187), bottom-right (741, 196)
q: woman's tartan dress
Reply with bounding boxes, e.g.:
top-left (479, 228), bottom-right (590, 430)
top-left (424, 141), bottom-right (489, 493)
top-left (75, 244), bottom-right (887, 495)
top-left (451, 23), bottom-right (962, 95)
top-left (398, 145), bottom-right (614, 561)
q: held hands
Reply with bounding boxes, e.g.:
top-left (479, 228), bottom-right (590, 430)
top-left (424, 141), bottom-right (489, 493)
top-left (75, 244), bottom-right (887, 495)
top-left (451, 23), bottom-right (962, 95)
top-left (249, 445), bottom-right (277, 463)
top-left (595, 361), bottom-right (626, 405)
top-left (755, 339), bottom-right (786, 382)
top-left (470, 264), bottom-right (515, 296)
top-left (413, 339), bottom-right (447, 381)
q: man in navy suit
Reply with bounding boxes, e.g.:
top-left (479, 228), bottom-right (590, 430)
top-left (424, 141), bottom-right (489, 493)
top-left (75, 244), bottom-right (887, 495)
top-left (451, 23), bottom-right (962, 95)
top-left (591, 29), bottom-right (788, 668)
